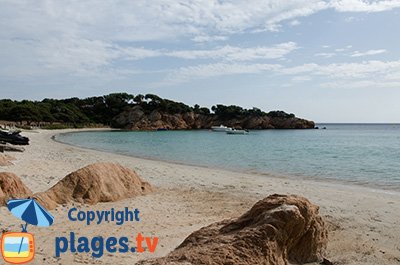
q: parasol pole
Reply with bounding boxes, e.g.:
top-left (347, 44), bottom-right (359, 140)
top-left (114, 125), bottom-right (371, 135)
top-left (18, 222), bottom-right (28, 254)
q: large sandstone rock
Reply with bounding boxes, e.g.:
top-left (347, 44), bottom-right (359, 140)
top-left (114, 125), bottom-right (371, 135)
top-left (0, 154), bottom-right (15, 166)
top-left (35, 163), bottom-right (153, 210)
top-left (0, 172), bottom-right (32, 206)
top-left (140, 194), bottom-right (328, 265)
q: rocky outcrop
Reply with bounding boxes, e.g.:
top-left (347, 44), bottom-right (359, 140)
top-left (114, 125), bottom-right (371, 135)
top-left (0, 172), bottom-right (32, 206)
top-left (34, 163), bottom-right (153, 210)
top-left (112, 106), bottom-right (315, 130)
top-left (139, 194), bottom-right (328, 265)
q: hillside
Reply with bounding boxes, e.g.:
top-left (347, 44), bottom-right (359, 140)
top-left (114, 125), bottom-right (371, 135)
top-left (0, 93), bottom-right (315, 130)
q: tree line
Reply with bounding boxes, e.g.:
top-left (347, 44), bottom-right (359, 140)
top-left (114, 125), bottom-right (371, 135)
top-left (0, 93), bottom-right (295, 127)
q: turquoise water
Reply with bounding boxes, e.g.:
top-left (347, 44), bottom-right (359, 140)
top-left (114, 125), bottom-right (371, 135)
top-left (56, 124), bottom-right (400, 190)
top-left (4, 243), bottom-right (29, 252)
top-left (4, 237), bottom-right (29, 252)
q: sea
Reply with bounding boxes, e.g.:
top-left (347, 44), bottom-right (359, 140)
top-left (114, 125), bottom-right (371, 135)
top-left (55, 124), bottom-right (400, 191)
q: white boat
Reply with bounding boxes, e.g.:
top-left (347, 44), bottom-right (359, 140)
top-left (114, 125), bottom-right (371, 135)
top-left (226, 129), bottom-right (249, 135)
top-left (211, 125), bottom-right (232, 132)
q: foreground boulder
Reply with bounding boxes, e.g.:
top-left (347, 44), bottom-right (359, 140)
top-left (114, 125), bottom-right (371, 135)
top-left (35, 163), bottom-right (153, 209)
top-left (0, 172), bottom-right (32, 206)
top-left (0, 154), bottom-right (15, 166)
top-left (140, 194), bottom-right (328, 265)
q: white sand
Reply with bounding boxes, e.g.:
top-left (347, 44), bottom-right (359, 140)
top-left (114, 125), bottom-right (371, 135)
top-left (1, 129), bottom-right (399, 265)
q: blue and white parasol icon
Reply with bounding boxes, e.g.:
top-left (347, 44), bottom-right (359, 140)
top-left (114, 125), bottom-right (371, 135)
top-left (7, 198), bottom-right (54, 231)
top-left (7, 198), bottom-right (54, 254)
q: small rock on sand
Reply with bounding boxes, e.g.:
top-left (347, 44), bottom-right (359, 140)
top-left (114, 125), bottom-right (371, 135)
top-left (0, 153), bottom-right (16, 166)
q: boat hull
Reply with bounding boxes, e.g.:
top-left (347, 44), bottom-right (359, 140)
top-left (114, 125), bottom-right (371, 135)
top-left (226, 130), bottom-right (249, 135)
top-left (211, 125), bottom-right (232, 132)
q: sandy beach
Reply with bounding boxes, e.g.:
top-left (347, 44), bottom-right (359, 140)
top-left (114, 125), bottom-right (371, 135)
top-left (1, 129), bottom-right (400, 265)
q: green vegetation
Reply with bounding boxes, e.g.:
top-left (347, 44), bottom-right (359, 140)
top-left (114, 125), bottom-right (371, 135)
top-left (211, 105), bottom-right (265, 119)
top-left (0, 93), bottom-right (134, 126)
top-left (267, 110), bottom-right (295, 118)
top-left (210, 105), bottom-right (295, 120)
top-left (0, 93), bottom-right (295, 128)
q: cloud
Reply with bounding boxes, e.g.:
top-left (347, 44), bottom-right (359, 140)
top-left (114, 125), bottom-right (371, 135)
top-left (281, 60), bottom-right (400, 78)
top-left (0, 38), bottom-right (297, 80)
top-left (344, 16), bottom-right (364, 22)
top-left (37, 38), bottom-right (118, 74)
top-left (162, 62), bottom-right (282, 85)
top-left (118, 47), bottom-right (162, 61)
top-left (3, 37), bottom-right (162, 77)
top-left (166, 42), bottom-right (298, 61)
top-left (2, 1), bottom-right (399, 44)
top-left (192, 35), bottom-right (228, 43)
top-left (1, 38), bottom-right (297, 78)
top-left (351, 49), bottom-right (387, 57)
top-left (116, 42), bottom-right (299, 63)
top-left (292, 75), bottom-right (312, 81)
top-left (330, 0), bottom-right (400, 12)
top-left (315, 52), bottom-right (336, 58)
top-left (287, 59), bottom-right (400, 90)
top-left (1, 0), bottom-right (400, 90)
top-left (345, 16), bottom-right (357, 22)
top-left (319, 79), bottom-right (400, 91)
top-left (259, 1), bottom-right (329, 31)
top-left (332, 45), bottom-right (353, 53)
top-left (315, 60), bottom-right (399, 78)
top-left (279, 63), bottom-right (319, 75)
top-left (289, 20), bottom-right (301, 26)
top-left (159, 59), bottom-right (400, 88)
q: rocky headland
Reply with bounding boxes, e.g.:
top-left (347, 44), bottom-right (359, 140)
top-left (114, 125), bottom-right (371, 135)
top-left (0, 93), bottom-right (315, 130)
top-left (112, 105), bottom-right (315, 130)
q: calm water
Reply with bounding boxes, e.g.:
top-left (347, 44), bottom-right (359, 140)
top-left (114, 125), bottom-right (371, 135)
top-left (56, 124), bottom-right (400, 190)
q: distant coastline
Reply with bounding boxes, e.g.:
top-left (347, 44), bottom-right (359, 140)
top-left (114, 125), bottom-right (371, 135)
top-left (0, 93), bottom-right (314, 130)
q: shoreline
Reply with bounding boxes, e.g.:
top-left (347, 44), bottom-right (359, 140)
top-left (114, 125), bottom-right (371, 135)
top-left (54, 128), bottom-right (400, 195)
top-left (1, 128), bottom-right (400, 264)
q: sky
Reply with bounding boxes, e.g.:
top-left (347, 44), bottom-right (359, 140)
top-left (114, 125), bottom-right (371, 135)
top-left (1, 0), bottom-right (400, 123)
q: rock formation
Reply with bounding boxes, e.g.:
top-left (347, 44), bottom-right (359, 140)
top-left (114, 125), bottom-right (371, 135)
top-left (139, 194), bottom-right (328, 265)
top-left (112, 106), bottom-right (315, 130)
top-left (34, 163), bottom-right (153, 209)
top-left (0, 172), bottom-right (32, 206)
